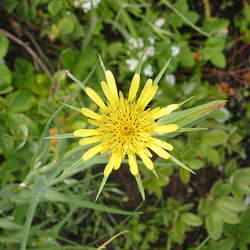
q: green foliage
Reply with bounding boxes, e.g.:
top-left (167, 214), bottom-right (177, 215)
top-left (0, 0), bottom-right (249, 249)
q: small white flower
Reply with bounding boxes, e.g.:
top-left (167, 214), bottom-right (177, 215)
top-left (215, 107), bottom-right (230, 123)
top-left (126, 58), bottom-right (138, 72)
top-left (183, 83), bottom-right (196, 95)
top-left (154, 18), bottom-right (165, 28)
top-left (165, 74), bottom-right (176, 86)
top-left (82, 2), bottom-right (92, 12)
top-left (144, 64), bottom-right (153, 77)
top-left (19, 182), bottom-right (26, 187)
top-left (128, 37), bottom-right (144, 50)
top-left (244, 196), bottom-right (250, 205)
top-left (148, 36), bottom-right (155, 45)
top-left (92, 0), bottom-right (101, 7)
top-left (145, 46), bottom-right (155, 57)
top-left (171, 45), bottom-right (180, 57)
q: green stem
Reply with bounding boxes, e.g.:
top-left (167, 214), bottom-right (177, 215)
top-left (163, 0), bottom-right (211, 37)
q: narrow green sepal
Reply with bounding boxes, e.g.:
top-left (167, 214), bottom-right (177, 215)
top-left (152, 169), bottom-right (159, 178)
top-left (179, 96), bottom-right (195, 106)
top-left (136, 48), bottom-right (147, 74)
top-left (60, 102), bottom-right (81, 112)
top-left (98, 53), bottom-right (107, 73)
top-left (135, 174), bottom-right (145, 201)
top-left (45, 133), bottom-right (75, 139)
top-left (153, 57), bottom-right (172, 85)
top-left (96, 175), bottom-right (109, 201)
top-left (169, 154), bottom-right (196, 174)
top-left (179, 127), bottom-right (208, 132)
top-left (65, 70), bottom-right (85, 91)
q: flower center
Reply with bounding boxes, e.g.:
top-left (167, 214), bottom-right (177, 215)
top-left (98, 100), bottom-right (156, 155)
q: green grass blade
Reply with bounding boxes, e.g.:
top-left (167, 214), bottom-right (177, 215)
top-left (21, 176), bottom-right (47, 250)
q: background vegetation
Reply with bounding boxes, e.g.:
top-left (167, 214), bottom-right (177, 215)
top-left (0, 0), bottom-right (250, 249)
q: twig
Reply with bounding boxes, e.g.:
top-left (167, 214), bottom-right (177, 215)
top-left (0, 28), bottom-right (53, 81)
top-left (24, 30), bottom-right (54, 73)
top-left (203, 0), bottom-right (211, 18)
top-left (227, 43), bottom-right (250, 64)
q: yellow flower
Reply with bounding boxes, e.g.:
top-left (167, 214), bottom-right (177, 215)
top-left (73, 69), bottom-right (183, 199)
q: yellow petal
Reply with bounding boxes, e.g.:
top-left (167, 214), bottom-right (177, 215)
top-left (81, 108), bottom-right (101, 120)
top-left (128, 154), bottom-right (139, 176)
top-left (139, 151), bottom-right (154, 170)
top-left (113, 154), bottom-right (123, 170)
top-left (79, 136), bottom-right (100, 145)
top-left (152, 138), bottom-right (174, 151)
top-left (137, 79), bottom-right (158, 108)
top-left (105, 70), bottom-right (118, 102)
top-left (74, 129), bottom-right (99, 137)
top-left (101, 81), bottom-right (114, 105)
top-left (137, 79), bottom-right (153, 104)
top-left (104, 155), bottom-right (115, 176)
top-left (153, 124), bottom-right (179, 133)
top-left (153, 104), bottom-right (179, 119)
top-left (82, 144), bottom-right (104, 161)
top-left (128, 73), bottom-right (140, 102)
top-left (149, 145), bottom-right (170, 159)
top-left (85, 87), bottom-right (106, 110)
top-left (144, 148), bottom-right (153, 158)
top-left (87, 119), bottom-right (99, 126)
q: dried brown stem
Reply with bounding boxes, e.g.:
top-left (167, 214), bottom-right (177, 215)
top-left (0, 28), bottom-right (53, 81)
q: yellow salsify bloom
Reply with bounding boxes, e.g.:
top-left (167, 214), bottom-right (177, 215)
top-left (73, 69), bottom-right (186, 200)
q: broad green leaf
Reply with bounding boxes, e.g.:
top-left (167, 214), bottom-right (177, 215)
top-left (0, 218), bottom-right (22, 230)
top-left (201, 130), bottom-right (228, 146)
top-left (0, 33), bottom-right (9, 58)
top-left (215, 196), bottom-right (247, 212)
top-left (58, 16), bottom-right (75, 35)
top-left (206, 238), bottom-right (236, 250)
top-left (48, 0), bottom-right (63, 15)
top-left (7, 91), bottom-right (34, 113)
top-left (210, 51), bottom-right (226, 68)
top-left (180, 212), bottom-right (202, 226)
top-left (0, 64), bottom-right (12, 94)
top-left (205, 212), bottom-right (223, 240)
top-left (216, 205), bottom-right (240, 224)
top-left (173, 216), bottom-right (186, 241)
top-left (210, 180), bottom-right (231, 197)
